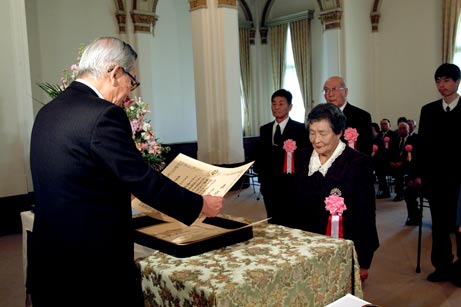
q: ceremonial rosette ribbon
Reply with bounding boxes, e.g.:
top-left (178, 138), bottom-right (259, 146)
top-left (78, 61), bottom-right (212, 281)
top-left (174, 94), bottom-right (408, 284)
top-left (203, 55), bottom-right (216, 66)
top-left (344, 128), bottom-right (359, 150)
top-left (283, 139), bottom-right (297, 174)
top-left (372, 144), bottom-right (378, 157)
top-left (383, 136), bottom-right (390, 150)
top-left (405, 144), bottom-right (412, 162)
top-left (325, 188), bottom-right (347, 238)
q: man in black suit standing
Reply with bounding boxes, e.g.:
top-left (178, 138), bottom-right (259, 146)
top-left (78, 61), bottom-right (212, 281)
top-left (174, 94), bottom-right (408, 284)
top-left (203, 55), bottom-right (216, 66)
top-left (29, 37), bottom-right (224, 307)
top-left (254, 89), bottom-right (309, 225)
top-left (323, 76), bottom-right (373, 156)
top-left (417, 63), bottom-right (461, 287)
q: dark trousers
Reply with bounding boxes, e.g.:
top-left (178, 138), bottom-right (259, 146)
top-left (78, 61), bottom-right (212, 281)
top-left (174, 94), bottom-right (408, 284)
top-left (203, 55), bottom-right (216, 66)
top-left (428, 184), bottom-right (461, 271)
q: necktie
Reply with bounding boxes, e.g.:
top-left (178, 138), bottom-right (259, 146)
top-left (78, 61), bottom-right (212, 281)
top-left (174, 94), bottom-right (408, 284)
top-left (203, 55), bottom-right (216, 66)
top-left (274, 124), bottom-right (282, 146)
top-left (446, 106), bottom-right (451, 112)
top-left (399, 137), bottom-right (404, 152)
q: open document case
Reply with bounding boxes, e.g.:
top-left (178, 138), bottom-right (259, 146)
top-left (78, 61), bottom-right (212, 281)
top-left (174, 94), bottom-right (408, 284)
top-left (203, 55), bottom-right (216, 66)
top-left (132, 154), bottom-right (260, 257)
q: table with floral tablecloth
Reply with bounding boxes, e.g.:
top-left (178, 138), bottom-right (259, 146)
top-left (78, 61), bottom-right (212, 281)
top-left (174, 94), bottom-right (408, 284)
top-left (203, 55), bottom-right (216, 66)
top-left (136, 218), bottom-right (362, 307)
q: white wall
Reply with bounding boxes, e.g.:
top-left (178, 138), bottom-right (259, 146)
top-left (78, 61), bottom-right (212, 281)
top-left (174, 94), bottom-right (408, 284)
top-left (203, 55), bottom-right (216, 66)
top-left (373, 0), bottom-right (440, 126)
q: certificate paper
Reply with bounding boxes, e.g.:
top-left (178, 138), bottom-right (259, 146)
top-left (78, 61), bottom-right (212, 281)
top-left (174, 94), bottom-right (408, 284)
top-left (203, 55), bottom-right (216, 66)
top-left (161, 153), bottom-right (254, 197)
top-left (132, 154), bottom-right (261, 246)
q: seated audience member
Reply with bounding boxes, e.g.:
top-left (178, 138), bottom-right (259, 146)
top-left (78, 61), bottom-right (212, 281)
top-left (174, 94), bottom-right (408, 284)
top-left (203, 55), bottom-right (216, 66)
top-left (389, 121), bottom-right (413, 202)
top-left (375, 118), bottom-right (397, 199)
top-left (287, 103), bottom-right (379, 282)
top-left (407, 118), bottom-right (417, 136)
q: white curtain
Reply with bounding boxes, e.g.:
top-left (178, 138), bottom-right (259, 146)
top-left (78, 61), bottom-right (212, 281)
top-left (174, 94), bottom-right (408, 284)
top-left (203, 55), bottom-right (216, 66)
top-left (290, 19), bottom-right (313, 115)
top-left (269, 24), bottom-right (288, 90)
top-left (442, 0), bottom-right (461, 62)
top-left (239, 28), bottom-right (254, 136)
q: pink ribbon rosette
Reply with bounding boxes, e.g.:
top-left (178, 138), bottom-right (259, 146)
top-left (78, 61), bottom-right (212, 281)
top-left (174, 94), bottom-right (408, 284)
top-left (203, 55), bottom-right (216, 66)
top-left (344, 128), bottom-right (359, 150)
top-left (405, 144), bottom-right (412, 162)
top-left (384, 136), bottom-right (390, 150)
top-left (283, 139), bottom-right (297, 174)
top-left (325, 189), bottom-right (347, 238)
top-left (372, 144), bottom-right (378, 157)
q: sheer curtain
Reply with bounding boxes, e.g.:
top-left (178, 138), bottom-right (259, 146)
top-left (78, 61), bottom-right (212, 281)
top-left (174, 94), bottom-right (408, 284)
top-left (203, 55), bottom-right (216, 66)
top-left (269, 24), bottom-right (288, 90)
top-left (239, 28), bottom-right (254, 136)
top-left (442, 0), bottom-right (461, 62)
top-left (290, 19), bottom-right (313, 116)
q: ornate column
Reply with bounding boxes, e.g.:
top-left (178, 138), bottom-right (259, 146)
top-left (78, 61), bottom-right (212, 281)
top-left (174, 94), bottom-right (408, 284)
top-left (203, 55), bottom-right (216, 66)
top-left (114, 0), bottom-right (159, 34)
top-left (189, 0), bottom-right (245, 164)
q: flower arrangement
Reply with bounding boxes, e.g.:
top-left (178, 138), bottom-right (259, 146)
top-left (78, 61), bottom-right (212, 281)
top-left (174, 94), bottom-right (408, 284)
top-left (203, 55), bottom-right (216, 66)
top-left (38, 46), bottom-right (170, 171)
top-left (344, 127), bottom-right (359, 150)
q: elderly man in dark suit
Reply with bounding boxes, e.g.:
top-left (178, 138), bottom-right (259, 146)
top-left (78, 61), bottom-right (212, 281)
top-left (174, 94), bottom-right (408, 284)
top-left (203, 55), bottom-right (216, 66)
top-left (254, 89), bottom-right (309, 225)
top-left (29, 37), bottom-right (223, 307)
top-left (323, 76), bottom-right (373, 156)
top-left (417, 63), bottom-right (461, 287)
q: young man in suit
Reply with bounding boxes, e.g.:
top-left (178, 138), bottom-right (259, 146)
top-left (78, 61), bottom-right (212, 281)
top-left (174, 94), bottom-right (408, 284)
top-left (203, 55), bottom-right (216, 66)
top-left (323, 76), bottom-right (373, 156)
top-left (29, 37), bottom-right (224, 307)
top-left (254, 89), bottom-right (309, 225)
top-left (417, 63), bottom-right (461, 287)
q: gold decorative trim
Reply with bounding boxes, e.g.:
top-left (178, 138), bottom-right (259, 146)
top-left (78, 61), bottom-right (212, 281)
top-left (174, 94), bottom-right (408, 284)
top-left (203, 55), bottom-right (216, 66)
top-left (131, 11), bottom-right (158, 34)
top-left (189, 0), bottom-right (207, 11)
top-left (370, 0), bottom-right (382, 32)
top-left (318, 10), bottom-right (342, 30)
top-left (217, 0), bottom-right (237, 8)
top-left (114, 0), bottom-right (126, 34)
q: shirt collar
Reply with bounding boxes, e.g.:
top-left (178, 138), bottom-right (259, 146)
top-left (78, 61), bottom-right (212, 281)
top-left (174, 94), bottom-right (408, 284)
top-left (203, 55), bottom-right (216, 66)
top-left (443, 95), bottom-right (459, 111)
top-left (308, 141), bottom-right (346, 176)
top-left (76, 79), bottom-right (104, 99)
top-left (274, 117), bottom-right (289, 132)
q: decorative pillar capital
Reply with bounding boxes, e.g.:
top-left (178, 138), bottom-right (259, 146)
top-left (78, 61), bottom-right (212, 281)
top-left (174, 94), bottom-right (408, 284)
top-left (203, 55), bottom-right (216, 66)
top-left (259, 27), bottom-right (268, 44)
top-left (189, 0), bottom-right (207, 11)
top-left (130, 11), bottom-right (158, 33)
top-left (318, 9), bottom-right (342, 30)
top-left (370, 13), bottom-right (380, 32)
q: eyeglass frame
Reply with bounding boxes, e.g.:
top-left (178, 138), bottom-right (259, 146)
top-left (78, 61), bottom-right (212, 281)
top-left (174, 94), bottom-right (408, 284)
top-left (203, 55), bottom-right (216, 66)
top-left (322, 87), bottom-right (345, 95)
top-left (120, 67), bottom-right (140, 91)
top-left (107, 66), bottom-right (140, 91)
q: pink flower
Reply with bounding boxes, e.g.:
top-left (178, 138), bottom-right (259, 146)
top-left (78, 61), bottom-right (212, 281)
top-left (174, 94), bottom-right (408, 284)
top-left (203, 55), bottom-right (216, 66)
top-left (325, 194), bottom-right (347, 215)
top-left (384, 136), bottom-right (390, 143)
top-left (405, 144), bottom-right (413, 152)
top-left (283, 139), bottom-right (297, 153)
top-left (344, 128), bottom-right (359, 142)
top-left (372, 144), bottom-right (378, 153)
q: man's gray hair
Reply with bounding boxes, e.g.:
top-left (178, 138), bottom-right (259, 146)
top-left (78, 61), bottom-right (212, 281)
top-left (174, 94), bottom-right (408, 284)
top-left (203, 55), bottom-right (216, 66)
top-left (77, 37), bottom-right (137, 79)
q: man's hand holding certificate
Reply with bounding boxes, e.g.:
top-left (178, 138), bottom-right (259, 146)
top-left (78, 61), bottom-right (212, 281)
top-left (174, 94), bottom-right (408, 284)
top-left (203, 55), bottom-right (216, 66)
top-left (132, 154), bottom-right (256, 246)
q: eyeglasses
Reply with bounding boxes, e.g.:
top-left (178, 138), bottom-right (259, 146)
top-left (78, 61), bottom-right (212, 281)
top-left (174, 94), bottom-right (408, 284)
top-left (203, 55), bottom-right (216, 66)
top-left (121, 68), bottom-right (140, 91)
top-left (323, 87), bottom-right (345, 95)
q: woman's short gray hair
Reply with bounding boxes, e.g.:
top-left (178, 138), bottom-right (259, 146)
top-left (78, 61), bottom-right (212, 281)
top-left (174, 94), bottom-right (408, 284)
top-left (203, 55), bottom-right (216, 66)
top-left (77, 37), bottom-right (138, 79)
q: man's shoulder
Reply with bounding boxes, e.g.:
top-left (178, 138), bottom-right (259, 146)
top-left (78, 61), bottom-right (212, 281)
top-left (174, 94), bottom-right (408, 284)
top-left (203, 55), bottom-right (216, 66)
top-left (345, 102), bottom-right (371, 119)
top-left (422, 98), bottom-right (443, 110)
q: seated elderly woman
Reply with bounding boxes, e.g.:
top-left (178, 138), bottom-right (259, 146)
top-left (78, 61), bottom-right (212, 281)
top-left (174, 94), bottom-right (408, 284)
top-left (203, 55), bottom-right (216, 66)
top-left (286, 103), bottom-right (379, 282)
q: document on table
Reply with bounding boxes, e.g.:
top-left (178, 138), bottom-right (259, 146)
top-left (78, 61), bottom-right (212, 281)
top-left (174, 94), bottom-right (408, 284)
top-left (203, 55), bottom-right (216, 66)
top-left (131, 153), bottom-right (261, 245)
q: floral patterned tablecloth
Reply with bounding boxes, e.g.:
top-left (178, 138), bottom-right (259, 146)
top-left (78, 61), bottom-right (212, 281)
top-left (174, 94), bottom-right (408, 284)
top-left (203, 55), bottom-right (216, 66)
top-left (136, 219), bottom-right (362, 307)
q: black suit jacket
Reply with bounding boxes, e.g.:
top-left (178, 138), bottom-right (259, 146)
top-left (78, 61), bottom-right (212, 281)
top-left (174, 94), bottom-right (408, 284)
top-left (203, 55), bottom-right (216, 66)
top-left (288, 146), bottom-right (379, 269)
top-left (254, 118), bottom-right (309, 187)
top-left (253, 118), bottom-right (309, 224)
top-left (29, 82), bottom-right (203, 306)
top-left (418, 98), bottom-right (461, 196)
top-left (342, 102), bottom-right (373, 156)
